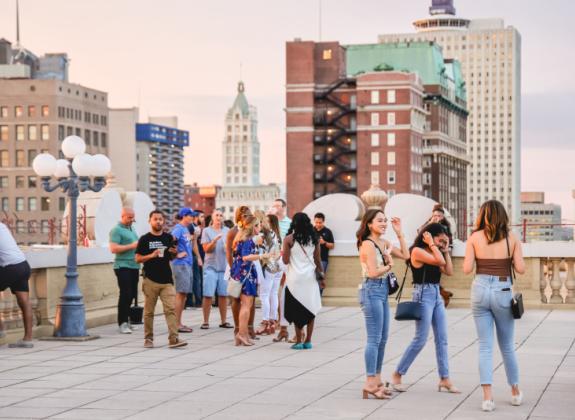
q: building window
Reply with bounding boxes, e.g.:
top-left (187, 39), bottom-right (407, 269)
top-left (28, 105), bottom-right (36, 117)
top-left (322, 49), bottom-right (332, 60)
top-left (16, 125), bottom-right (25, 141)
top-left (16, 176), bottom-right (25, 188)
top-left (370, 113), bottom-right (379, 126)
top-left (387, 90), bottom-right (396, 103)
top-left (0, 150), bottom-right (8, 167)
top-left (41, 197), bottom-right (50, 211)
top-left (388, 189), bottom-right (395, 198)
top-left (58, 197), bottom-right (66, 211)
top-left (15, 106), bottom-right (23, 117)
top-left (15, 150), bottom-right (25, 167)
top-left (371, 90), bottom-right (380, 104)
top-left (0, 106), bottom-right (8, 118)
top-left (41, 220), bottom-right (50, 234)
top-left (28, 150), bottom-right (37, 166)
top-left (387, 151), bottom-right (396, 165)
top-left (371, 171), bottom-right (380, 185)
top-left (101, 133), bottom-right (107, 148)
top-left (0, 125), bottom-right (8, 141)
top-left (16, 220), bottom-right (25, 233)
top-left (387, 170), bottom-right (396, 184)
top-left (28, 197), bottom-right (37, 211)
top-left (16, 197), bottom-right (24, 211)
top-left (28, 176), bottom-right (37, 188)
top-left (41, 125), bottom-right (50, 140)
top-left (387, 112), bottom-right (396, 125)
top-left (0, 176), bottom-right (7, 188)
top-left (28, 125), bottom-right (38, 141)
top-left (387, 133), bottom-right (396, 146)
top-left (93, 132), bottom-right (99, 147)
top-left (371, 133), bottom-right (379, 147)
top-left (41, 105), bottom-right (49, 117)
top-left (1, 197), bottom-right (8, 211)
top-left (371, 152), bottom-right (379, 165)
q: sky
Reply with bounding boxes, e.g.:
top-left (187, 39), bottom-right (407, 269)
top-left (1, 0), bottom-right (574, 221)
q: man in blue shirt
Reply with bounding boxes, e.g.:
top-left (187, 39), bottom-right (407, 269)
top-left (171, 208), bottom-right (195, 333)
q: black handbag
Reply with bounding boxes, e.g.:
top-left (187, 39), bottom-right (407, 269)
top-left (129, 289), bottom-right (143, 325)
top-left (365, 239), bottom-right (399, 295)
top-left (506, 236), bottom-right (524, 319)
top-left (394, 264), bottom-right (423, 321)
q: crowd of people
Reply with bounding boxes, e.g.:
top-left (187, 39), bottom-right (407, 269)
top-left (0, 195), bottom-right (524, 412)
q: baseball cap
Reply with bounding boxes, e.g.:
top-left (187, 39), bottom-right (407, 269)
top-left (178, 208), bottom-right (194, 218)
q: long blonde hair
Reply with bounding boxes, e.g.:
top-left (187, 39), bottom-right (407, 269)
top-left (233, 215), bottom-right (258, 249)
top-left (473, 200), bottom-right (509, 244)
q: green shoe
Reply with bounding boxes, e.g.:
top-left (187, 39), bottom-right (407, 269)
top-left (303, 342), bottom-right (312, 350)
top-left (291, 343), bottom-right (305, 350)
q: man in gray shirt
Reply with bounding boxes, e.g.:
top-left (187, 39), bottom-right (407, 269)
top-left (0, 222), bottom-right (34, 348)
top-left (200, 209), bottom-right (232, 329)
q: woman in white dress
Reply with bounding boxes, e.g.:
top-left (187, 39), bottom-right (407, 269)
top-left (282, 212), bottom-right (325, 349)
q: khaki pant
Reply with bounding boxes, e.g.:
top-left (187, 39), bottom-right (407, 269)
top-left (142, 277), bottom-right (178, 344)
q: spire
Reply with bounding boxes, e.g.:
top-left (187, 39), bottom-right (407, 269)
top-left (15, 0), bottom-right (20, 47)
top-left (238, 80), bottom-right (245, 93)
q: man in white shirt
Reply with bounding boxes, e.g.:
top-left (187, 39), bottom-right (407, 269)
top-left (0, 222), bottom-right (34, 348)
top-left (270, 198), bottom-right (292, 239)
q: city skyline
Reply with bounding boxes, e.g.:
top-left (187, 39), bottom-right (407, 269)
top-left (1, 0), bottom-right (573, 219)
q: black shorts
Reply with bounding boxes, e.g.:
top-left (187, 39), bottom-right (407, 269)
top-left (0, 261), bottom-right (31, 293)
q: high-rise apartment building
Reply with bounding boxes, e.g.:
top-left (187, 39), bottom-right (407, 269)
top-left (378, 0), bottom-right (521, 228)
top-left (222, 81), bottom-right (260, 186)
top-left (0, 39), bottom-right (108, 245)
top-left (136, 117), bottom-right (189, 219)
top-left (285, 40), bottom-right (468, 234)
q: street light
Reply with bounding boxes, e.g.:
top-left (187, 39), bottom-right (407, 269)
top-left (32, 135), bottom-right (111, 338)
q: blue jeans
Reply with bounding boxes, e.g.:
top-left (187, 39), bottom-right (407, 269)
top-left (360, 278), bottom-right (390, 376)
top-left (472, 274), bottom-right (519, 386)
top-left (396, 284), bottom-right (449, 379)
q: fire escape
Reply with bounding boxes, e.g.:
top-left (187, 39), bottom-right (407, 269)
top-left (312, 78), bottom-right (357, 199)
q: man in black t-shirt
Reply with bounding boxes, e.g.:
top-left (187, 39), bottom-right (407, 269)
top-left (135, 210), bottom-right (187, 349)
top-left (313, 213), bottom-right (334, 296)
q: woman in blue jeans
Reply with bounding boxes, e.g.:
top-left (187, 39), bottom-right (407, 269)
top-left (463, 200), bottom-right (524, 412)
top-left (391, 223), bottom-right (459, 393)
top-left (357, 208), bottom-right (409, 399)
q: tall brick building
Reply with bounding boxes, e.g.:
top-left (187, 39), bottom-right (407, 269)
top-left (286, 40), bottom-right (468, 237)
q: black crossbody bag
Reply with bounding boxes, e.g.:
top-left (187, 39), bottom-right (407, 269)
top-left (365, 239), bottom-right (399, 295)
top-left (394, 264), bottom-right (424, 321)
top-left (506, 236), bottom-right (524, 319)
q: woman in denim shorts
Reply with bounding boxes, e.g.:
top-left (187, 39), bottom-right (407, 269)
top-left (357, 208), bottom-right (409, 399)
top-left (463, 200), bottom-right (524, 412)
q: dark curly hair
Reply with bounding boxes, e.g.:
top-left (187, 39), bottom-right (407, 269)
top-left (410, 222), bottom-right (448, 254)
top-left (287, 212), bottom-right (318, 247)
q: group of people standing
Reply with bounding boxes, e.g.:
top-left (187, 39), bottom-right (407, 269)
top-left (358, 199), bottom-right (524, 412)
top-left (108, 198), bottom-right (335, 351)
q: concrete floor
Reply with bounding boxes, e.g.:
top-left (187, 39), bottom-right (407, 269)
top-left (0, 306), bottom-right (573, 419)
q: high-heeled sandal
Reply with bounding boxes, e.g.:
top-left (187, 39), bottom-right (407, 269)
top-left (255, 321), bottom-right (268, 335)
top-left (362, 388), bottom-right (391, 400)
top-left (267, 321), bottom-right (276, 335)
top-left (438, 383), bottom-right (461, 394)
top-left (235, 334), bottom-right (254, 346)
top-left (273, 329), bottom-right (288, 342)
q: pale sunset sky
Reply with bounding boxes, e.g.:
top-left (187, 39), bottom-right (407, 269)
top-left (1, 0), bottom-right (573, 221)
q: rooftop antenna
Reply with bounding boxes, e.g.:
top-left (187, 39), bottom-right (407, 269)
top-left (318, 0), bottom-right (322, 41)
top-left (15, 0), bottom-right (21, 47)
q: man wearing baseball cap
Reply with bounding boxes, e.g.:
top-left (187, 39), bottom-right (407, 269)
top-left (171, 208), bottom-right (195, 333)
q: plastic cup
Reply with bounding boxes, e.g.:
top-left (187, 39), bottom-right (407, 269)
top-left (158, 247), bottom-right (165, 258)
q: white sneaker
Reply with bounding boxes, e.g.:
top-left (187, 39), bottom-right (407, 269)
top-left (119, 322), bottom-right (132, 334)
top-left (511, 392), bottom-right (523, 406)
top-left (482, 400), bottom-right (495, 412)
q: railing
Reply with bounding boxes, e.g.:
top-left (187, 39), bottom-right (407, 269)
top-left (540, 258), bottom-right (575, 304)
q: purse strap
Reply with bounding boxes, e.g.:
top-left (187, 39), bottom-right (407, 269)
top-left (505, 235), bottom-right (516, 285)
top-left (298, 241), bottom-right (319, 273)
top-left (396, 262), bottom-right (425, 303)
top-left (365, 238), bottom-right (387, 265)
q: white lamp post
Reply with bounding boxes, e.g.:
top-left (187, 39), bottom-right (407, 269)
top-left (32, 136), bottom-right (111, 338)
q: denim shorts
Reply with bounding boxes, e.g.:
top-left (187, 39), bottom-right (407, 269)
top-left (203, 267), bottom-right (227, 297)
top-left (172, 263), bottom-right (193, 293)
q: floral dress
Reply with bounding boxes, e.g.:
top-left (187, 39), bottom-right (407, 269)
top-left (231, 239), bottom-right (259, 297)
